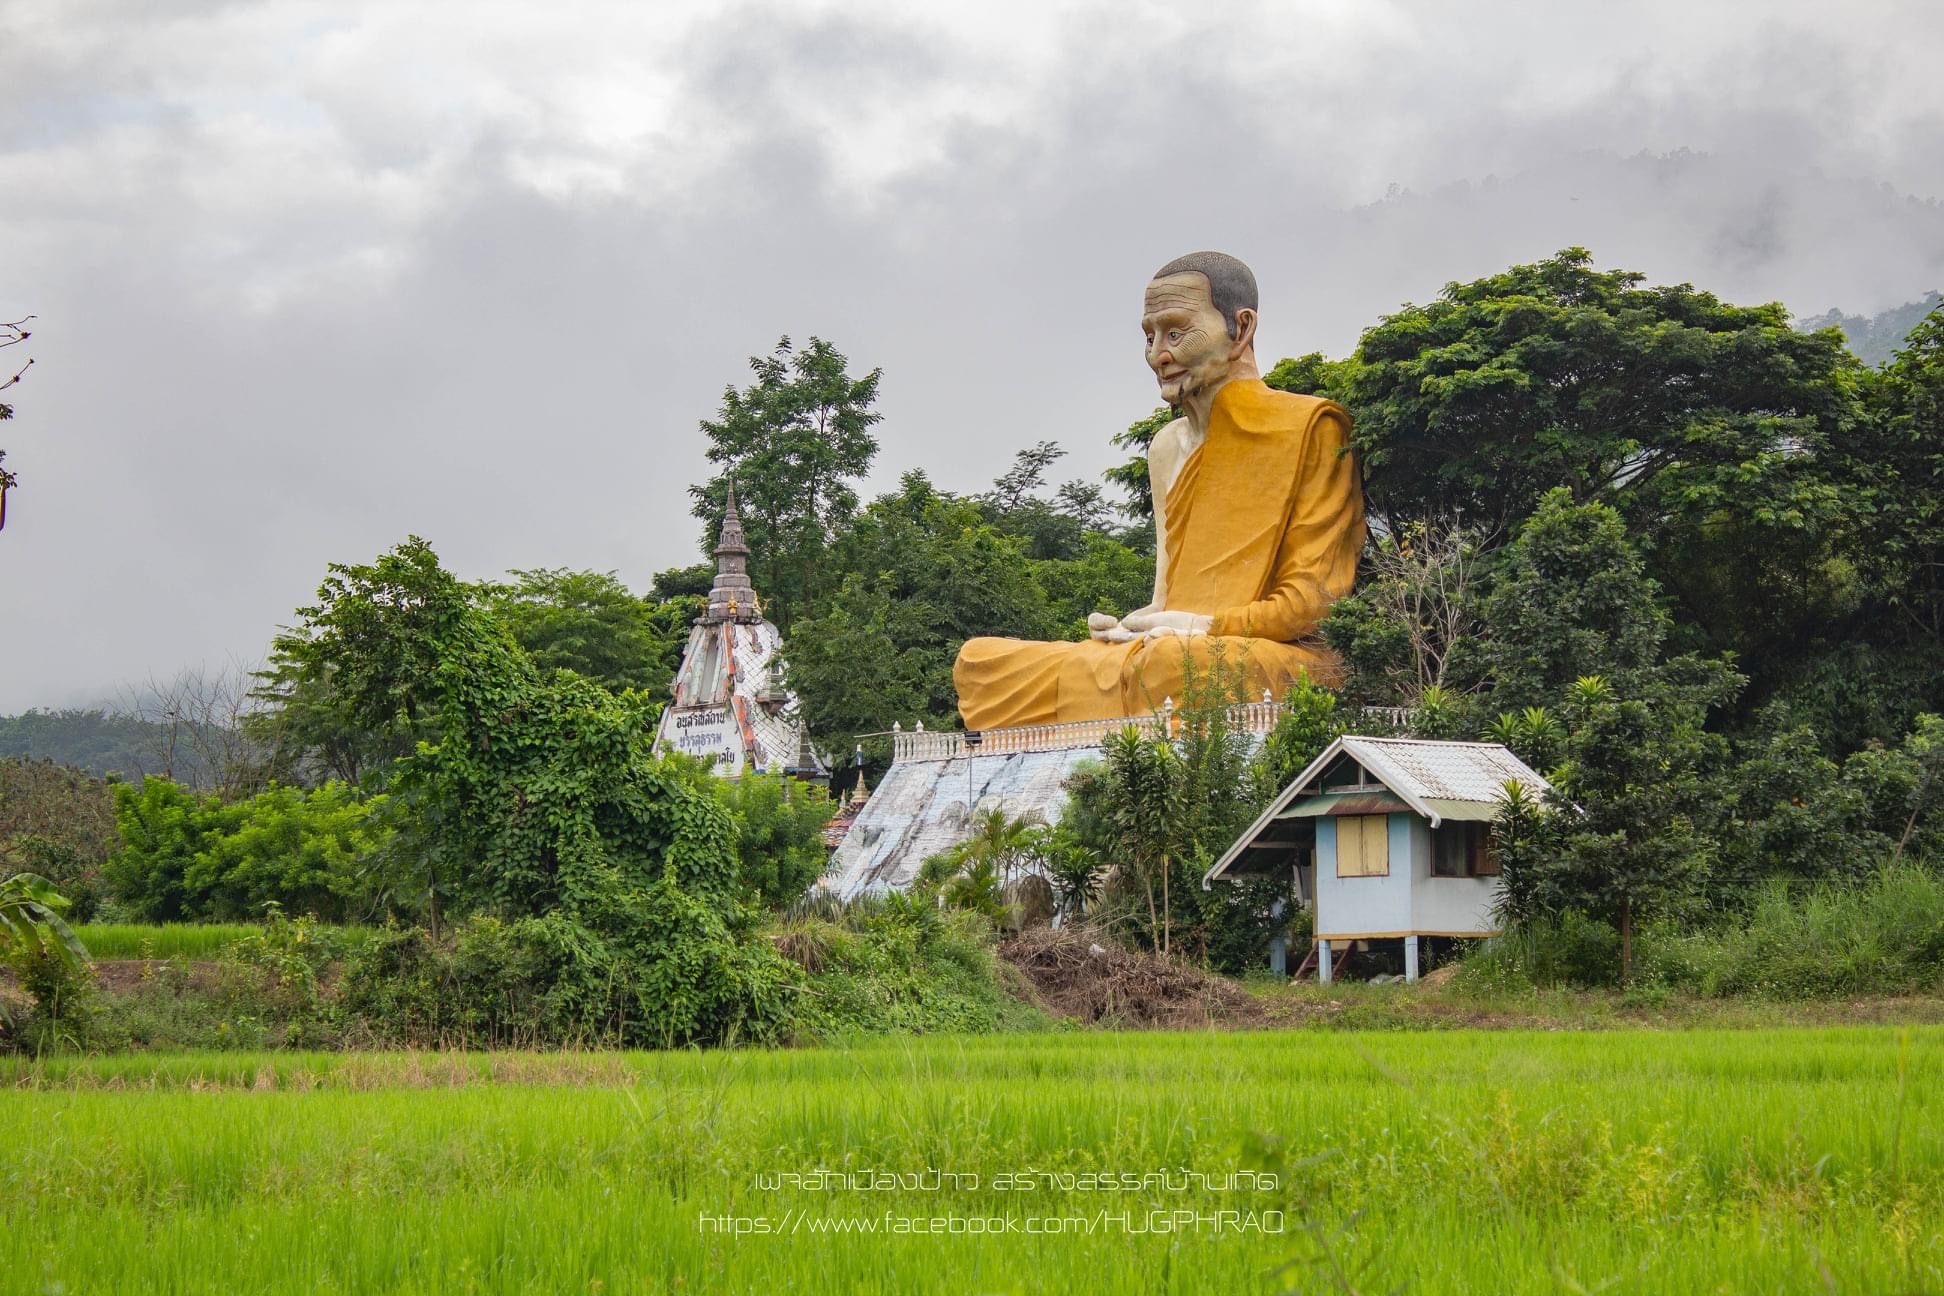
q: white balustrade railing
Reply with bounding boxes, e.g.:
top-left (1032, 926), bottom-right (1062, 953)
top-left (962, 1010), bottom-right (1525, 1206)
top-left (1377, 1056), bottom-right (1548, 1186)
top-left (890, 700), bottom-right (1417, 764)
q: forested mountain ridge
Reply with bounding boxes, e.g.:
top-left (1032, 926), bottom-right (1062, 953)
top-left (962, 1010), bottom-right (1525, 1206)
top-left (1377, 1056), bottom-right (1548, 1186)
top-left (0, 709), bottom-right (196, 784)
top-left (1798, 292), bottom-right (1942, 366)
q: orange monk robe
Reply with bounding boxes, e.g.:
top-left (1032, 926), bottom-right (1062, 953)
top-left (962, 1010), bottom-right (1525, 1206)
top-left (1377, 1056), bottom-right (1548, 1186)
top-left (953, 379), bottom-right (1364, 730)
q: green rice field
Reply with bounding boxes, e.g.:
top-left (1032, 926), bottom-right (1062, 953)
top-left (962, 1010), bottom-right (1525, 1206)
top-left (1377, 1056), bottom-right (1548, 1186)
top-left (72, 923), bottom-right (376, 960)
top-left (4, 1027), bottom-right (1939, 1294)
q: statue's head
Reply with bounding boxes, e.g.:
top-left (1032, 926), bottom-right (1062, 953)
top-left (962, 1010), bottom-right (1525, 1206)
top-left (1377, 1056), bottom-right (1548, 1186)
top-left (1143, 251), bottom-right (1258, 406)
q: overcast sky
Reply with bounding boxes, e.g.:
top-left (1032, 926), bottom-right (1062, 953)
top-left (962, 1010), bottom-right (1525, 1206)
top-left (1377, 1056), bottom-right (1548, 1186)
top-left (3, 0), bottom-right (1942, 712)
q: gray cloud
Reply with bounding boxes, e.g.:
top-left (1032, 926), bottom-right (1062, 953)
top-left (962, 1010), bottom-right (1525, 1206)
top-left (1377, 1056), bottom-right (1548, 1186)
top-left (2, 0), bottom-right (1942, 710)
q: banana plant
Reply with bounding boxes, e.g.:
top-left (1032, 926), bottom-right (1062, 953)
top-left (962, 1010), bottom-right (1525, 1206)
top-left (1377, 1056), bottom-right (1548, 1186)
top-left (0, 872), bottom-right (89, 970)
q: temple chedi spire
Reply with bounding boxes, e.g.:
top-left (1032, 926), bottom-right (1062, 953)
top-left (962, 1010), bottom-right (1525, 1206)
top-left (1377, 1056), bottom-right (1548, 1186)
top-left (651, 485), bottom-right (825, 782)
top-left (705, 481), bottom-right (762, 625)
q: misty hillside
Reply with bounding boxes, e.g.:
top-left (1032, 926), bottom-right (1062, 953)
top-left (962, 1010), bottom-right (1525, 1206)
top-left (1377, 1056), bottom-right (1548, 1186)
top-left (1798, 292), bottom-right (1943, 367)
top-left (0, 708), bottom-right (211, 785)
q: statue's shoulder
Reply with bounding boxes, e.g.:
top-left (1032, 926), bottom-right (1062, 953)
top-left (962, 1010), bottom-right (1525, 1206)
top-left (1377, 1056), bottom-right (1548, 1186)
top-left (1224, 382), bottom-right (1346, 435)
top-left (1150, 413), bottom-right (1190, 454)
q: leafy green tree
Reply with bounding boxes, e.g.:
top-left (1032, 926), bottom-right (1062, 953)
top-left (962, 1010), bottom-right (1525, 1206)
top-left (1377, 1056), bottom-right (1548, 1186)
top-left (1799, 301), bottom-right (1944, 740)
top-left (1482, 706), bottom-right (1567, 773)
top-left (0, 758), bottom-right (118, 921)
top-left (255, 560), bottom-right (699, 787)
top-left (949, 807), bottom-right (1048, 883)
top-left (712, 773), bottom-right (835, 907)
top-left (478, 567), bottom-right (687, 697)
top-left (103, 777), bottom-right (215, 921)
top-left (1473, 491), bottom-right (1745, 981)
top-left (919, 808), bottom-right (1049, 925)
top-left (1318, 519), bottom-right (1488, 710)
top-left (1349, 248), bottom-right (1854, 541)
top-left (784, 573), bottom-right (940, 765)
top-left (1252, 671), bottom-right (1345, 795)
top-left (1872, 715), bottom-right (1944, 866)
top-left (184, 783), bottom-right (394, 922)
top-left (981, 440), bottom-right (1088, 561)
top-left (1496, 671), bottom-right (1737, 983)
top-left (1716, 721), bottom-right (1943, 887)
top-left (787, 473), bottom-right (1054, 757)
top-left (1041, 825), bottom-right (1105, 921)
top-left (1474, 489), bottom-right (1667, 711)
top-left (651, 562), bottom-right (715, 601)
top-left (1091, 726), bottom-right (1185, 954)
top-left (940, 858), bottom-right (1009, 923)
top-left (691, 337), bottom-right (882, 626)
top-left (1347, 249), bottom-right (1857, 709)
top-left (1034, 535), bottom-right (1153, 642)
top-left (1053, 480), bottom-right (1115, 533)
top-left (1059, 654), bottom-right (1321, 970)
top-left (272, 537), bottom-right (798, 1043)
top-left (1263, 351), bottom-right (1357, 402)
top-left (0, 871), bottom-right (89, 1039)
top-left (251, 539), bottom-right (464, 791)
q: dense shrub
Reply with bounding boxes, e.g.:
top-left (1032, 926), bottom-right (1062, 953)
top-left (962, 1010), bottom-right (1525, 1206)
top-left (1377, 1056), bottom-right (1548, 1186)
top-left (1459, 911), bottom-right (1627, 991)
top-left (104, 778), bottom-right (393, 923)
top-left (776, 894), bottom-right (1046, 1038)
top-left (336, 886), bottom-right (801, 1049)
top-left (3, 946), bottom-right (96, 1054)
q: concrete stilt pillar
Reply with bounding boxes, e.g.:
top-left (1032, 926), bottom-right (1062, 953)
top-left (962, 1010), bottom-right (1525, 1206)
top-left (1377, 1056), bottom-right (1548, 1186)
top-left (1404, 935), bottom-right (1420, 983)
top-left (1317, 939), bottom-right (1334, 985)
top-left (1269, 898), bottom-right (1287, 976)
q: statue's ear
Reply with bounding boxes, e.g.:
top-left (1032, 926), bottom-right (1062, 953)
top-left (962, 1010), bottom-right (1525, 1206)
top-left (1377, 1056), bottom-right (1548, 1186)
top-left (1231, 306), bottom-right (1258, 355)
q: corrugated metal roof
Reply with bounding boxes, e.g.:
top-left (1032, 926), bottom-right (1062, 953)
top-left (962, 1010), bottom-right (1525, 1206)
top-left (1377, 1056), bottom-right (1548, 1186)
top-left (1277, 793), bottom-right (1413, 818)
top-left (1203, 736), bottom-right (1551, 887)
top-left (1343, 737), bottom-right (1549, 806)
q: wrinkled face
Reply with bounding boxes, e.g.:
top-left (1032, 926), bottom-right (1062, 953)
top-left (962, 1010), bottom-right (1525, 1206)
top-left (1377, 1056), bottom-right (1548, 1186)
top-left (1142, 272), bottom-right (1232, 405)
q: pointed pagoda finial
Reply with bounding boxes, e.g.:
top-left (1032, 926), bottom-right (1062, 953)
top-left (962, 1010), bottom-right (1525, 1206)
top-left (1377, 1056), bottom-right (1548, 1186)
top-left (704, 476), bottom-right (757, 623)
top-left (715, 478), bottom-right (750, 559)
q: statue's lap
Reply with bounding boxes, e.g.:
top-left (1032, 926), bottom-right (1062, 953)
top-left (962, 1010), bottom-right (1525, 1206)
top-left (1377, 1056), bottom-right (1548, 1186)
top-left (952, 634), bottom-right (1343, 730)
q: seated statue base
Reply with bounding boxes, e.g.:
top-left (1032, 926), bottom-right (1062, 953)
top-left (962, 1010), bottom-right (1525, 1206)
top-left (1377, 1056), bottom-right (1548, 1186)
top-left (952, 632), bottom-right (1345, 732)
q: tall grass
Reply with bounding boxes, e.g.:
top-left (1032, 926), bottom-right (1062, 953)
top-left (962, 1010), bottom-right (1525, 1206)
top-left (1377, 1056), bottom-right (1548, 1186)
top-left (1465, 863), bottom-right (1944, 996)
top-left (73, 923), bottom-right (380, 960)
top-left (2, 1028), bottom-right (1938, 1293)
top-left (1650, 863), bottom-right (1944, 997)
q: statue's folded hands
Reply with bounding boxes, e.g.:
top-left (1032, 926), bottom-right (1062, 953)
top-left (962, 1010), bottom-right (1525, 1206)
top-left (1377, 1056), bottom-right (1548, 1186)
top-left (1118, 609), bottom-right (1211, 638)
top-left (1087, 610), bottom-right (1133, 642)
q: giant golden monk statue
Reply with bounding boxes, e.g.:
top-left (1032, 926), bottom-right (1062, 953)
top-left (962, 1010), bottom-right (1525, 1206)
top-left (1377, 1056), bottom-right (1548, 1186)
top-left (953, 251), bottom-right (1364, 730)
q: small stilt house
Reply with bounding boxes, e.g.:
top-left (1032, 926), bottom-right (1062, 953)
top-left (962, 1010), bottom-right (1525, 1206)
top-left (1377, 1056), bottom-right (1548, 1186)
top-left (1202, 736), bottom-right (1552, 983)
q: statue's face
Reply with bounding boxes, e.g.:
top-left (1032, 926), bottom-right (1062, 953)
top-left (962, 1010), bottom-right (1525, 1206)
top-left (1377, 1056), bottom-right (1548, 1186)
top-left (1143, 272), bottom-right (1234, 405)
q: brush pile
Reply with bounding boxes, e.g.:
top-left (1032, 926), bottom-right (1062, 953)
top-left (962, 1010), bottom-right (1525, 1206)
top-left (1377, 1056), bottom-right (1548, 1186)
top-left (998, 924), bottom-right (1263, 1027)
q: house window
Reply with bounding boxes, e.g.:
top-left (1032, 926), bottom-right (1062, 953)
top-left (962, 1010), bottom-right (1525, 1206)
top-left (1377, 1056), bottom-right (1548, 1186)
top-left (1433, 822), bottom-right (1500, 877)
top-left (1335, 814), bottom-right (1390, 878)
